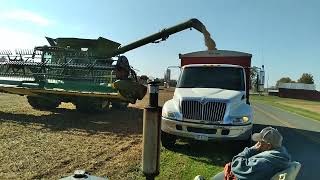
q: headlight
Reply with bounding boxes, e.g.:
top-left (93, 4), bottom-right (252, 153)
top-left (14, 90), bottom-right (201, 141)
top-left (232, 116), bottom-right (250, 124)
top-left (242, 116), bottom-right (249, 123)
top-left (162, 111), bottom-right (182, 120)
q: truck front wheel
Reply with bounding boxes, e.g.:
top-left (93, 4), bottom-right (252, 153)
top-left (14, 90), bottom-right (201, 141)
top-left (239, 137), bottom-right (252, 149)
top-left (161, 131), bottom-right (176, 149)
top-left (239, 131), bottom-right (253, 148)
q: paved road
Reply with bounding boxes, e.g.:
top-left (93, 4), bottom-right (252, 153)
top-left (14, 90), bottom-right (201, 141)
top-left (252, 102), bottom-right (320, 180)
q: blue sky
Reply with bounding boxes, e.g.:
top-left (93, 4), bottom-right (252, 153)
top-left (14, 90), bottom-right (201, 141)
top-left (0, 0), bottom-right (319, 89)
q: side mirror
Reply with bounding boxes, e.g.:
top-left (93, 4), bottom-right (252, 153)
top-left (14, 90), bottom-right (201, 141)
top-left (258, 69), bottom-right (265, 92)
top-left (258, 70), bottom-right (265, 85)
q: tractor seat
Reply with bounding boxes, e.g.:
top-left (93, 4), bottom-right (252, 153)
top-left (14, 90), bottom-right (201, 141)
top-left (271, 161), bottom-right (301, 180)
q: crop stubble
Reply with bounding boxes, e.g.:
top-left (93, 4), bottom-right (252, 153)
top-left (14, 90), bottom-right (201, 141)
top-left (0, 88), bottom-right (174, 179)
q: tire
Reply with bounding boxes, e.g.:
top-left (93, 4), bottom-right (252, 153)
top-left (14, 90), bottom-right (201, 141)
top-left (74, 97), bottom-right (110, 113)
top-left (161, 131), bottom-right (176, 149)
top-left (239, 137), bottom-right (253, 148)
top-left (27, 96), bottom-right (61, 110)
top-left (112, 102), bottom-right (129, 110)
top-left (238, 130), bottom-right (253, 149)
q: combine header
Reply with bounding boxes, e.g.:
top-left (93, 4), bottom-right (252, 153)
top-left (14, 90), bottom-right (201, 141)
top-left (0, 18), bottom-right (216, 112)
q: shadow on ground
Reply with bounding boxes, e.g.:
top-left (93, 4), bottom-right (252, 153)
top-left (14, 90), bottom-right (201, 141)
top-left (167, 140), bottom-right (245, 167)
top-left (0, 107), bottom-right (143, 135)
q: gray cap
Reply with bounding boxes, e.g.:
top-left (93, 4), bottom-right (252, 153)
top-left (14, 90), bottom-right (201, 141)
top-left (252, 126), bottom-right (283, 148)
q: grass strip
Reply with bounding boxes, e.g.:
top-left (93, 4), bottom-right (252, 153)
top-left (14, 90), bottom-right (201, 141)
top-left (251, 95), bottom-right (320, 121)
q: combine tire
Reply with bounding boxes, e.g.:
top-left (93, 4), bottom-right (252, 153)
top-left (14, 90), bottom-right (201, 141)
top-left (74, 98), bottom-right (110, 113)
top-left (27, 96), bottom-right (61, 110)
top-left (161, 131), bottom-right (176, 149)
top-left (112, 102), bottom-right (129, 110)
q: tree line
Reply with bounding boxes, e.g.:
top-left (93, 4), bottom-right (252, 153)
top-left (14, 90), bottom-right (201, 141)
top-left (250, 68), bottom-right (314, 90)
top-left (276, 73), bottom-right (314, 87)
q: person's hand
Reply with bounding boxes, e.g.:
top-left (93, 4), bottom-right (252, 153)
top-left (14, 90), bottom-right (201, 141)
top-left (254, 141), bottom-right (272, 152)
top-left (254, 142), bottom-right (262, 151)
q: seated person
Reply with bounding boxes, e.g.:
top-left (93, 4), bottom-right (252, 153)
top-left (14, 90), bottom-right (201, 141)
top-left (196, 126), bottom-right (291, 180)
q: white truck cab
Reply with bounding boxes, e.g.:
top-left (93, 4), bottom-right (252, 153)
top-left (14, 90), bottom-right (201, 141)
top-left (161, 50), bottom-right (255, 148)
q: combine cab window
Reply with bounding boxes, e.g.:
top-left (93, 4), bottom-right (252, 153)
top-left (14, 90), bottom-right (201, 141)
top-left (177, 66), bottom-right (245, 91)
top-left (43, 52), bottom-right (53, 63)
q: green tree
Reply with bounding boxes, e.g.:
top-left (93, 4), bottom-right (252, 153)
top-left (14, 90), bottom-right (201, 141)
top-left (276, 77), bottom-right (293, 87)
top-left (297, 73), bottom-right (314, 84)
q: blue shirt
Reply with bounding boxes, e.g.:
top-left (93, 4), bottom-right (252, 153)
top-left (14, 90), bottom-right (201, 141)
top-left (231, 146), bottom-right (291, 180)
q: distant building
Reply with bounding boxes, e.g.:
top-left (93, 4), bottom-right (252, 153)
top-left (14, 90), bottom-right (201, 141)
top-left (164, 69), bottom-right (171, 88)
top-left (268, 89), bottom-right (279, 96)
top-left (278, 82), bottom-right (316, 91)
top-left (278, 82), bottom-right (319, 101)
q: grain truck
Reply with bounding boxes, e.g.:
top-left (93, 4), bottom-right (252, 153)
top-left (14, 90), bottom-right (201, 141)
top-left (161, 50), bottom-right (262, 147)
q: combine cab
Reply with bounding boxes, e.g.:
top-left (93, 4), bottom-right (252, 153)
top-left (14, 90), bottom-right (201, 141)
top-left (0, 18), bottom-right (216, 112)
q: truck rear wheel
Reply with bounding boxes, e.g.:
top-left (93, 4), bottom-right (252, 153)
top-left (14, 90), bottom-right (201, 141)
top-left (27, 96), bottom-right (61, 110)
top-left (161, 131), bottom-right (176, 149)
top-left (74, 98), bottom-right (110, 113)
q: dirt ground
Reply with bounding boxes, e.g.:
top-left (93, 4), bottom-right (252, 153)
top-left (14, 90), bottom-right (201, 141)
top-left (0, 87), bottom-right (175, 179)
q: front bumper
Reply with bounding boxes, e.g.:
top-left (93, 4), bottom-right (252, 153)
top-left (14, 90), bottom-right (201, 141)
top-left (161, 117), bottom-right (253, 141)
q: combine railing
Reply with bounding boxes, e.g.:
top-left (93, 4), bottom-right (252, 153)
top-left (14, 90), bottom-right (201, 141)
top-left (0, 49), bottom-right (117, 84)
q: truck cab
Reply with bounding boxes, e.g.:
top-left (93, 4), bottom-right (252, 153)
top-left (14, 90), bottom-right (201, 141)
top-left (161, 50), bottom-right (254, 148)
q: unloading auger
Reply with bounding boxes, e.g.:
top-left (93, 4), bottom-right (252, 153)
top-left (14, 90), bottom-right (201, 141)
top-left (0, 18), bottom-right (216, 112)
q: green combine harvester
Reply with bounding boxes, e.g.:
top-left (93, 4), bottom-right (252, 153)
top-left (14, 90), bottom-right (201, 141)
top-left (0, 18), bottom-right (215, 112)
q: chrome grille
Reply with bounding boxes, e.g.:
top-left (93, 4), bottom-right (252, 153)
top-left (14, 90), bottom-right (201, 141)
top-left (181, 100), bottom-right (227, 122)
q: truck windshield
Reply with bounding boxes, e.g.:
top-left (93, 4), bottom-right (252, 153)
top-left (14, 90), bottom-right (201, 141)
top-left (177, 66), bottom-right (245, 91)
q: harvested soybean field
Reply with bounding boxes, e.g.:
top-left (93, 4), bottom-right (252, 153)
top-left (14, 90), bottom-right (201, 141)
top-left (0, 88), bottom-right (175, 180)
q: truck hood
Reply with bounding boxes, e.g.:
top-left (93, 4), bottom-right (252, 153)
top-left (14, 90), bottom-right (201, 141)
top-left (174, 88), bottom-right (244, 101)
